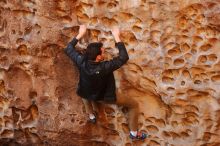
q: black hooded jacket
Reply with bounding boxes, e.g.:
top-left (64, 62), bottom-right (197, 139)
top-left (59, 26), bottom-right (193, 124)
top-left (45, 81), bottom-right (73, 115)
top-left (64, 38), bottom-right (129, 102)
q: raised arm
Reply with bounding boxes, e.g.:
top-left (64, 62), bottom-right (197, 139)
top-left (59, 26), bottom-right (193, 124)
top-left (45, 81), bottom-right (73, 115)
top-left (102, 27), bottom-right (129, 73)
top-left (64, 25), bottom-right (87, 67)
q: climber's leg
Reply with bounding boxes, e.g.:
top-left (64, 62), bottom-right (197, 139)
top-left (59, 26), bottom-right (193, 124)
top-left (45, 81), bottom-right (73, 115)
top-left (91, 101), bottom-right (99, 113)
top-left (82, 98), bottom-right (96, 123)
top-left (115, 93), bottom-right (147, 140)
top-left (116, 94), bottom-right (139, 130)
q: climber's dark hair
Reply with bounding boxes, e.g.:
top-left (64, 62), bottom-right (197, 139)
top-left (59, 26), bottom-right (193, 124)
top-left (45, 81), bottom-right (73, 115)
top-left (86, 42), bottom-right (103, 60)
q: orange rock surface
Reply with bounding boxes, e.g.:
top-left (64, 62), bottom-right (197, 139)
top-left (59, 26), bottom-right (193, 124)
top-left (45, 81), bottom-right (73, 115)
top-left (0, 0), bottom-right (220, 145)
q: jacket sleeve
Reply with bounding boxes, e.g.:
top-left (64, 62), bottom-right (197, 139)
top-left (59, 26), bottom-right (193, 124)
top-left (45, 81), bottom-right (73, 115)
top-left (103, 42), bottom-right (129, 73)
top-left (64, 37), bottom-right (84, 67)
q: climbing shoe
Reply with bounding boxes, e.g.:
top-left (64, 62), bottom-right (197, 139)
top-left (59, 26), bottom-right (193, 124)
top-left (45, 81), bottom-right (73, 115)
top-left (129, 131), bottom-right (148, 140)
top-left (88, 112), bottom-right (98, 124)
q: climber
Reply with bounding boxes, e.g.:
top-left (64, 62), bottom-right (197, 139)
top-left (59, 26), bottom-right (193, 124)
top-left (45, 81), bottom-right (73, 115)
top-left (64, 25), bottom-right (147, 140)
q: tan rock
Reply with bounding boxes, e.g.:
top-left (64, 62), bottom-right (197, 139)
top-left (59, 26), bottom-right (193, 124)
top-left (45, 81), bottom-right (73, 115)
top-left (0, 0), bottom-right (220, 145)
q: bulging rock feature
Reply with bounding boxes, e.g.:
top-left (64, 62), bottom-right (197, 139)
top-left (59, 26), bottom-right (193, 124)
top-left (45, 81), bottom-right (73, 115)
top-left (0, 0), bottom-right (220, 145)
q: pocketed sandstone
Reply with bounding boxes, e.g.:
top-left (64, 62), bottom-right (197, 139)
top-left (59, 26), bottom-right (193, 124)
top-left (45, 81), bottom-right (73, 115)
top-left (0, 0), bottom-right (220, 145)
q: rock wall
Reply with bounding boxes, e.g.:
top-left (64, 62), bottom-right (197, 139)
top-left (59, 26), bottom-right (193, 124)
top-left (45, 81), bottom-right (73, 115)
top-left (0, 0), bottom-right (220, 146)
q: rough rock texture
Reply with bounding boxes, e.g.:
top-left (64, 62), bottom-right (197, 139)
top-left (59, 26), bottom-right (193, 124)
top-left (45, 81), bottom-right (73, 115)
top-left (0, 0), bottom-right (220, 146)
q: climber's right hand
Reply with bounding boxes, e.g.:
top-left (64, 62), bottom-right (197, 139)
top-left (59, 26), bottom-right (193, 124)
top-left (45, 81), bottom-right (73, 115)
top-left (111, 26), bottom-right (121, 42)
